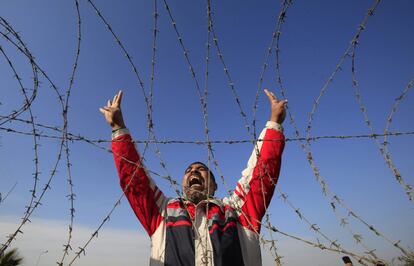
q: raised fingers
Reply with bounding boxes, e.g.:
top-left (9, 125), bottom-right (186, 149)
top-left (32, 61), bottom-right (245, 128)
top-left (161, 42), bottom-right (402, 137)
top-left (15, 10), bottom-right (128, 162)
top-left (115, 90), bottom-right (123, 107)
top-left (264, 88), bottom-right (278, 102)
top-left (99, 107), bottom-right (109, 114)
top-left (112, 93), bottom-right (118, 105)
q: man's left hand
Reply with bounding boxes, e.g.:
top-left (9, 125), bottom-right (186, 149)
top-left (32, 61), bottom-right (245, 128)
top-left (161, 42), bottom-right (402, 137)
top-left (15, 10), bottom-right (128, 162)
top-left (264, 89), bottom-right (287, 124)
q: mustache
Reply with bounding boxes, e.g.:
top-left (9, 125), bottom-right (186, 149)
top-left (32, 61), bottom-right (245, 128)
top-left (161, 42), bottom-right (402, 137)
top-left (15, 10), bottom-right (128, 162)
top-left (190, 171), bottom-right (202, 178)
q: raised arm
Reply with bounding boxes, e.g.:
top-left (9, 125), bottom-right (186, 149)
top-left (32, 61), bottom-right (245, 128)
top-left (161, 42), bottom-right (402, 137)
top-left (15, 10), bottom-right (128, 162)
top-left (100, 91), bottom-right (167, 236)
top-left (224, 89), bottom-right (287, 232)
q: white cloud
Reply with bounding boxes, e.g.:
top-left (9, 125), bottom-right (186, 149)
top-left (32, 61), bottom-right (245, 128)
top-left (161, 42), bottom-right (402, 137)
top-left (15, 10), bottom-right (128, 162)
top-left (0, 216), bottom-right (382, 266)
top-left (0, 216), bottom-right (150, 266)
top-left (261, 237), bottom-right (348, 266)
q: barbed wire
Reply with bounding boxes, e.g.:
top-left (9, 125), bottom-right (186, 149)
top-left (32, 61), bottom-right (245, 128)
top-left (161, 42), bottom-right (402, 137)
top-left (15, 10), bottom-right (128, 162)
top-left (350, 24), bottom-right (413, 202)
top-left (306, 0), bottom-right (380, 138)
top-left (251, 3), bottom-right (366, 262)
top-left (59, 134), bottom-right (380, 266)
top-left (161, 0), bottom-right (261, 262)
top-left (253, 1), bottom-right (376, 257)
top-left (209, 1), bottom-right (356, 265)
top-left (208, 0), bottom-right (285, 263)
top-left (0, 42), bottom-right (40, 225)
top-left (57, 0), bottom-right (82, 264)
top-left (0, 16), bottom-right (68, 256)
top-left (268, 225), bottom-right (381, 265)
top-left (2, 123), bottom-right (414, 145)
top-left (278, 188), bottom-right (390, 265)
top-left (205, 0), bottom-right (376, 263)
top-left (81, 0), bottom-right (413, 262)
top-left (203, 0), bottom-right (215, 263)
top-left (65, 0), bottom-right (190, 264)
top-left (252, 0), bottom-right (292, 139)
top-left (276, 189), bottom-right (387, 265)
top-left (273, 0), bottom-right (410, 258)
top-left (1, 0), bottom-right (413, 265)
top-left (383, 78), bottom-right (414, 145)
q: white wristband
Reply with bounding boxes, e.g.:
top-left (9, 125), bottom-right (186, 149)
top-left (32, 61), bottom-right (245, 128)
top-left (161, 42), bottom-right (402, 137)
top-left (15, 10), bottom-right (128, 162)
top-left (112, 128), bottom-right (130, 139)
top-left (265, 121), bottom-right (283, 132)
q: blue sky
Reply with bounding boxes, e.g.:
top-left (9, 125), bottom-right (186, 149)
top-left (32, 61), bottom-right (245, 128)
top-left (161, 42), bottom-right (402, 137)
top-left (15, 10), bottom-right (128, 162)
top-left (1, 1), bottom-right (413, 265)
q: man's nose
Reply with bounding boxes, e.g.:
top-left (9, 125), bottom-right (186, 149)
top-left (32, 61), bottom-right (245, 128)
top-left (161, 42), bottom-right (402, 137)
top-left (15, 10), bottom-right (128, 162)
top-left (190, 169), bottom-right (199, 175)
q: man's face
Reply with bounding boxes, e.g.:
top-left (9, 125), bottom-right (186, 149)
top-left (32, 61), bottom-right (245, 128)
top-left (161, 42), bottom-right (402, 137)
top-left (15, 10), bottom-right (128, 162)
top-left (182, 163), bottom-right (216, 203)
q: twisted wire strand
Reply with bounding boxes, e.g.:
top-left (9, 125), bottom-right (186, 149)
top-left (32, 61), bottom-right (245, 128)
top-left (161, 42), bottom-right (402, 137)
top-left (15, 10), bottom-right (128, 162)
top-left (209, 21), bottom-right (252, 138)
top-left (383, 78), bottom-right (414, 145)
top-left (252, 0), bottom-right (292, 139)
top-left (207, 1), bottom-right (281, 263)
top-left (268, 225), bottom-right (380, 265)
top-left (66, 1), bottom-right (189, 264)
top-left (253, 2), bottom-right (293, 263)
top-left (145, 0), bottom-right (180, 210)
top-left (0, 17), bottom-right (68, 255)
top-left (2, 123), bottom-right (414, 146)
top-left (85, 0), bottom-right (156, 163)
top-left (1, 119), bottom-right (401, 264)
top-left (86, 0), bottom-right (179, 209)
top-left (350, 27), bottom-right (413, 203)
top-left (0, 21), bottom-right (38, 127)
top-left (276, 189), bottom-right (387, 265)
top-left (63, 136), bottom-right (380, 265)
top-left (57, 0), bottom-right (82, 264)
top-left (206, 3), bottom-right (281, 262)
top-left (67, 158), bottom-right (141, 265)
top-left (0, 45), bottom-right (40, 222)
top-left (164, 1), bottom-right (291, 263)
top-left (83, 1), bottom-right (165, 180)
top-left (162, 0), bottom-right (231, 261)
top-left (263, 213), bottom-right (283, 265)
top-left (305, 0), bottom-right (380, 138)
top-left (272, 0), bottom-right (409, 257)
top-left (163, 1), bottom-right (288, 262)
top-left (207, 1), bottom-right (384, 263)
top-left (271, 0), bottom-right (395, 259)
top-left (1, 1), bottom-right (412, 264)
top-left (382, 78), bottom-right (414, 208)
top-left (203, 0), bottom-right (215, 262)
top-left (205, 1), bottom-right (367, 263)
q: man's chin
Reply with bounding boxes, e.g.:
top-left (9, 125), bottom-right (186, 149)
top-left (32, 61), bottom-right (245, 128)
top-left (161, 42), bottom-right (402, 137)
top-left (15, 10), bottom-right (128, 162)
top-left (185, 190), bottom-right (207, 204)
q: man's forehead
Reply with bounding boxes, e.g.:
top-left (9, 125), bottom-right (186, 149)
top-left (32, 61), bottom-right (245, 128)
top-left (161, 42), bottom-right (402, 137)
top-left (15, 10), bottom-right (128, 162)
top-left (187, 163), bottom-right (207, 169)
top-left (185, 162), bottom-right (209, 171)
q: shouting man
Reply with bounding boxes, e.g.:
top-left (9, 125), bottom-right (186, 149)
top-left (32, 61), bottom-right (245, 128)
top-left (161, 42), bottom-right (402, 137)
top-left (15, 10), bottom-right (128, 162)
top-left (100, 89), bottom-right (287, 266)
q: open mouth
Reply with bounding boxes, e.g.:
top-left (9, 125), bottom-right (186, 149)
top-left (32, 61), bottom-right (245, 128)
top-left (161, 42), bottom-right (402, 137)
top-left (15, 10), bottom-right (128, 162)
top-left (189, 176), bottom-right (203, 188)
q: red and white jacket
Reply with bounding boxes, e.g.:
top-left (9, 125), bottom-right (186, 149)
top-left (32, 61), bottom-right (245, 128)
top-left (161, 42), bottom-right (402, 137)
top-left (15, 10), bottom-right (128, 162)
top-left (112, 121), bottom-right (285, 266)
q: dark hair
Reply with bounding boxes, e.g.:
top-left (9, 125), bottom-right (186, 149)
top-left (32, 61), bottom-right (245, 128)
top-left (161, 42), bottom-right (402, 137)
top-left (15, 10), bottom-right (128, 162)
top-left (188, 161), bottom-right (216, 186)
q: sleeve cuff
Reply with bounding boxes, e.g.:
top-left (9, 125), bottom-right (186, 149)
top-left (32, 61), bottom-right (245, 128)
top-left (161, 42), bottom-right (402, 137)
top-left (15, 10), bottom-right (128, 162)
top-left (265, 121), bottom-right (284, 133)
top-left (112, 128), bottom-right (130, 139)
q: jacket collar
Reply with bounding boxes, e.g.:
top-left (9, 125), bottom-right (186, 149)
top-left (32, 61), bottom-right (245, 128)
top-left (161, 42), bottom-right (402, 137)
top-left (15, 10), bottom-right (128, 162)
top-left (172, 197), bottom-right (225, 212)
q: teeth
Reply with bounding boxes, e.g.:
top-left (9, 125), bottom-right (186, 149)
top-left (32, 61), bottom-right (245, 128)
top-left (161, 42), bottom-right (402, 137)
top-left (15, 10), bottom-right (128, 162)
top-left (189, 177), bottom-right (202, 186)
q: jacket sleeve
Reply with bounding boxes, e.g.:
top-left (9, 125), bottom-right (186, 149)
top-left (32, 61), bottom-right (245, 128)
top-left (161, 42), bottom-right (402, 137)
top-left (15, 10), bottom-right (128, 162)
top-left (224, 121), bottom-right (285, 233)
top-left (112, 129), bottom-right (167, 237)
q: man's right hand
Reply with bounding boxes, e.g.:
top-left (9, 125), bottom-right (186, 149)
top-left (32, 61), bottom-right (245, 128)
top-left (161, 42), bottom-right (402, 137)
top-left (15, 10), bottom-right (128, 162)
top-left (99, 90), bottom-right (126, 130)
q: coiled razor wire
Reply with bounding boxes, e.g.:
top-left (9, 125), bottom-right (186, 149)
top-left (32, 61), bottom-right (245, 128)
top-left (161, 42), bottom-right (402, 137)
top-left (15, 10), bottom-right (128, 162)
top-left (0, 0), bottom-right (413, 265)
